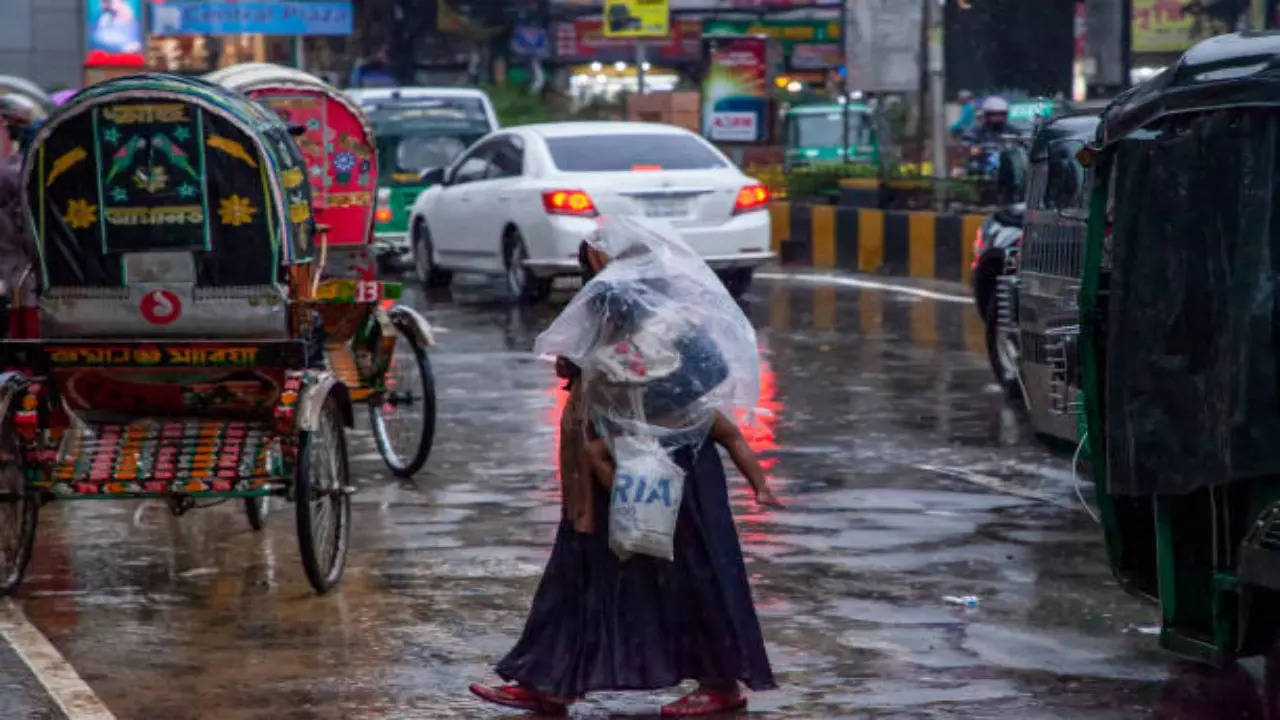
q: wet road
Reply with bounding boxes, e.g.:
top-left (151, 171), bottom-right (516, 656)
top-left (0, 273), bottom-right (1258, 719)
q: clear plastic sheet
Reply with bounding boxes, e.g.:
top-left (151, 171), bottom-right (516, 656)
top-left (534, 216), bottom-right (760, 449)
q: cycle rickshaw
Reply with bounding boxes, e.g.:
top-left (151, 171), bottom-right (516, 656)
top-left (0, 73), bottom-right (361, 595)
top-left (206, 63), bottom-right (436, 481)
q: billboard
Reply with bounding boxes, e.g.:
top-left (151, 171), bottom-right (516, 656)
top-left (150, 2), bottom-right (355, 36)
top-left (86, 0), bottom-right (146, 67)
top-left (602, 0), bottom-right (669, 38)
top-left (554, 17), bottom-right (701, 62)
top-left (701, 36), bottom-right (768, 143)
top-left (1130, 0), bottom-right (1266, 54)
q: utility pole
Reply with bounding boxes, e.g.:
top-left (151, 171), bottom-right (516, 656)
top-left (841, 0), bottom-right (852, 164)
top-left (926, 0), bottom-right (947, 198)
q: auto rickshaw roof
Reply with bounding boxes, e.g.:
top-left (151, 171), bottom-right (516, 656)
top-left (206, 63), bottom-right (375, 145)
top-left (1029, 114), bottom-right (1100, 161)
top-left (51, 73), bottom-right (289, 137)
top-left (1097, 32), bottom-right (1280, 146)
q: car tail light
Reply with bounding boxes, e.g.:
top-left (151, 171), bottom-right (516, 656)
top-left (733, 184), bottom-right (770, 214)
top-left (542, 190), bottom-right (597, 217)
top-left (375, 188), bottom-right (392, 224)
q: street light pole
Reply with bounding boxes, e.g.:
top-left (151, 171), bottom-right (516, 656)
top-left (927, 0), bottom-right (947, 193)
top-left (841, 0), bottom-right (851, 164)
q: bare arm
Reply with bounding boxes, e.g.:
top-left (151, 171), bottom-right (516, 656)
top-left (710, 412), bottom-right (782, 507)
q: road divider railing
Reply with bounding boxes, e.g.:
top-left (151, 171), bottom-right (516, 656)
top-left (768, 200), bottom-right (986, 286)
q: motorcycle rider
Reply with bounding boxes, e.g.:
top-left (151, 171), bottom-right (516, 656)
top-left (963, 96), bottom-right (1017, 144)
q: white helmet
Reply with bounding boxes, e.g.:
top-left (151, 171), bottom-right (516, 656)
top-left (981, 96), bottom-right (1009, 115)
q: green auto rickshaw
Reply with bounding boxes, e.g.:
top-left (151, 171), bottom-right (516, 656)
top-left (346, 88), bottom-right (498, 267)
top-left (783, 102), bottom-right (881, 171)
top-left (1079, 31), bottom-right (1280, 665)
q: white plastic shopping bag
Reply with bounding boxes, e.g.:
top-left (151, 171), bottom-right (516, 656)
top-left (608, 435), bottom-right (685, 561)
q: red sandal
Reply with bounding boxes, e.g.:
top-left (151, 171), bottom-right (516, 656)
top-left (660, 689), bottom-right (748, 717)
top-left (468, 683), bottom-right (569, 716)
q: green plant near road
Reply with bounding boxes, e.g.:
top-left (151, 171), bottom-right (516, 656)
top-left (785, 163), bottom-right (879, 202)
top-left (480, 84), bottom-right (554, 126)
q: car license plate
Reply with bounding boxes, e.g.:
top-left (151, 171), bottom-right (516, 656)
top-left (644, 197), bottom-right (690, 218)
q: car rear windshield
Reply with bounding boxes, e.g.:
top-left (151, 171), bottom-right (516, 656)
top-left (545, 134), bottom-right (727, 172)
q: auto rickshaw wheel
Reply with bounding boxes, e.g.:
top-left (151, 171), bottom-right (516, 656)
top-left (244, 495), bottom-right (270, 531)
top-left (369, 324), bottom-right (436, 477)
top-left (295, 397), bottom-right (351, 594)
top-left (0, 423), bottom-right (37, 597)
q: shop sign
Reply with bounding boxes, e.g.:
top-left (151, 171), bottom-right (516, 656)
top-left (602, 0), bottom-right (669, 38)
top-left (150, 1), bottom-right (354, 37)
top-left (701, 36), bottom-right (768, 144)
top-left (554, 18), bottom-right (702, 62)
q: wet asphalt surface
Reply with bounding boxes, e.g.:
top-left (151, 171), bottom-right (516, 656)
top-left (0, 272), bottom-right (1268, 719)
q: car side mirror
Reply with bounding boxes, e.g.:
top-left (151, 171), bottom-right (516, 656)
top-left (420, 166), bottom-right (446, 185)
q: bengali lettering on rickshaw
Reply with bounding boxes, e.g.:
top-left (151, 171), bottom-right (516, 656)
top-left (325, 191), bottom-right (374, 208)
top-left (104, 206), bottom-right (204, 226)
top-left (101, 104), bottom-right (190, 125)
top-left (46, 345), bottom-right (262, 367)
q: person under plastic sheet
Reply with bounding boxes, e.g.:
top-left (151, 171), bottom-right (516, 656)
top-left (470, 217), bottom-right (781, 717)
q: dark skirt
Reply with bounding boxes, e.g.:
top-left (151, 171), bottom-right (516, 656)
top-left (495, 441), bottom-right (776, 698)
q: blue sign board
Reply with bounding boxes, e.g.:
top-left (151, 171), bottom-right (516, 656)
top-left (151, 2), bottom-right (354, 36)
top-left (510, 25), bottom-right (549, 59)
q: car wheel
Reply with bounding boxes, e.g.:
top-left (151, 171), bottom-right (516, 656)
top-left (412, 221), bottom-right (451, 288)
top-left (504, 229), bottom-right (551, 304)
top-left (984, 293), bottom-right (1023, 402)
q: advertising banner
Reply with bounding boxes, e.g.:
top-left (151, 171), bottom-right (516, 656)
top-left (86, 0), bottom-right (146, 67)
top-left (554, 18), bottom-right (701, 62)
top-left (703, 18), bottom-right (840, 69)
top-left (150, 1), bottom-right (354, 36)
top-left (602, 0), bottom-right (669, 38)
top-left (1132, 0), bottom-right (1266, 53)
top-left (701, 36), bottom-right (768, 144)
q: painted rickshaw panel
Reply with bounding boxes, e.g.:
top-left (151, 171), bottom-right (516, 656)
top-left (15, 75), bottom-right (315, 420)
top-left (23, 74), bottom-right (313, 289)
top-left (208, 64), bottom-right (377, 248)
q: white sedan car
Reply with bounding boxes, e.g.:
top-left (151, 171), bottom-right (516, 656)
top-left (405, 122), bottom-right (774, 300)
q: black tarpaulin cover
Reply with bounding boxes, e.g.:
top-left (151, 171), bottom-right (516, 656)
top-left (1105, 108), bottom-right (1280, 495)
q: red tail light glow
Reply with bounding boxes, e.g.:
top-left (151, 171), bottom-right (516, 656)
top-left (375, 207), bottom-right (393, 224)
top-left (971, 225), bottom-right (985, 269)
top-left (542, 190), bottom-right (598, 217)
top-left (734, 184), bottom-right (770, 214)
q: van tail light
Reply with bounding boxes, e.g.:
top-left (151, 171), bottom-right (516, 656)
top-left (733, 184), bottom-right (770, 214)
top-left (375, 188), bottom-right (393, 224)
top-left (542, 190), bottom-right (597, 217)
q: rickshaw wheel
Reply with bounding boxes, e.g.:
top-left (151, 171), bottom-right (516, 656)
top-left (369, 325), bottom-right (436, 478)
top-left (0, 424), bottom-right (37, 597)
top-left (295, 398), bottom-right (351, 594)
top-left (244, 495), bottom-right (270, 531)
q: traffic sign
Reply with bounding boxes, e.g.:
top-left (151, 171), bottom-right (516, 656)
top-left (602, 0), bottom-right (669, 39)
top-left (510, 25), bottom-right (550, 58)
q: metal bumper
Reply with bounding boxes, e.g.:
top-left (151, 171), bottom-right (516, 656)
top-left (522, 251), bottom-right (775, 278)
top-left (371, 232), bottom-right (409, 256)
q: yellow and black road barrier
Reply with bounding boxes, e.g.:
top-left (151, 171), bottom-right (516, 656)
top-left (769, 201), bottom-right (986, 285)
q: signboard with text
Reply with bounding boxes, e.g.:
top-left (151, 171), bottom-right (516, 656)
top-left (602, 0), bottom-right (669, 38)
top-left (554, 18), bottom-right (701, 62)
top-left (701, 36), bottom-right (768, 144)
top-left (150, 1), bottom-right (355, 36)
